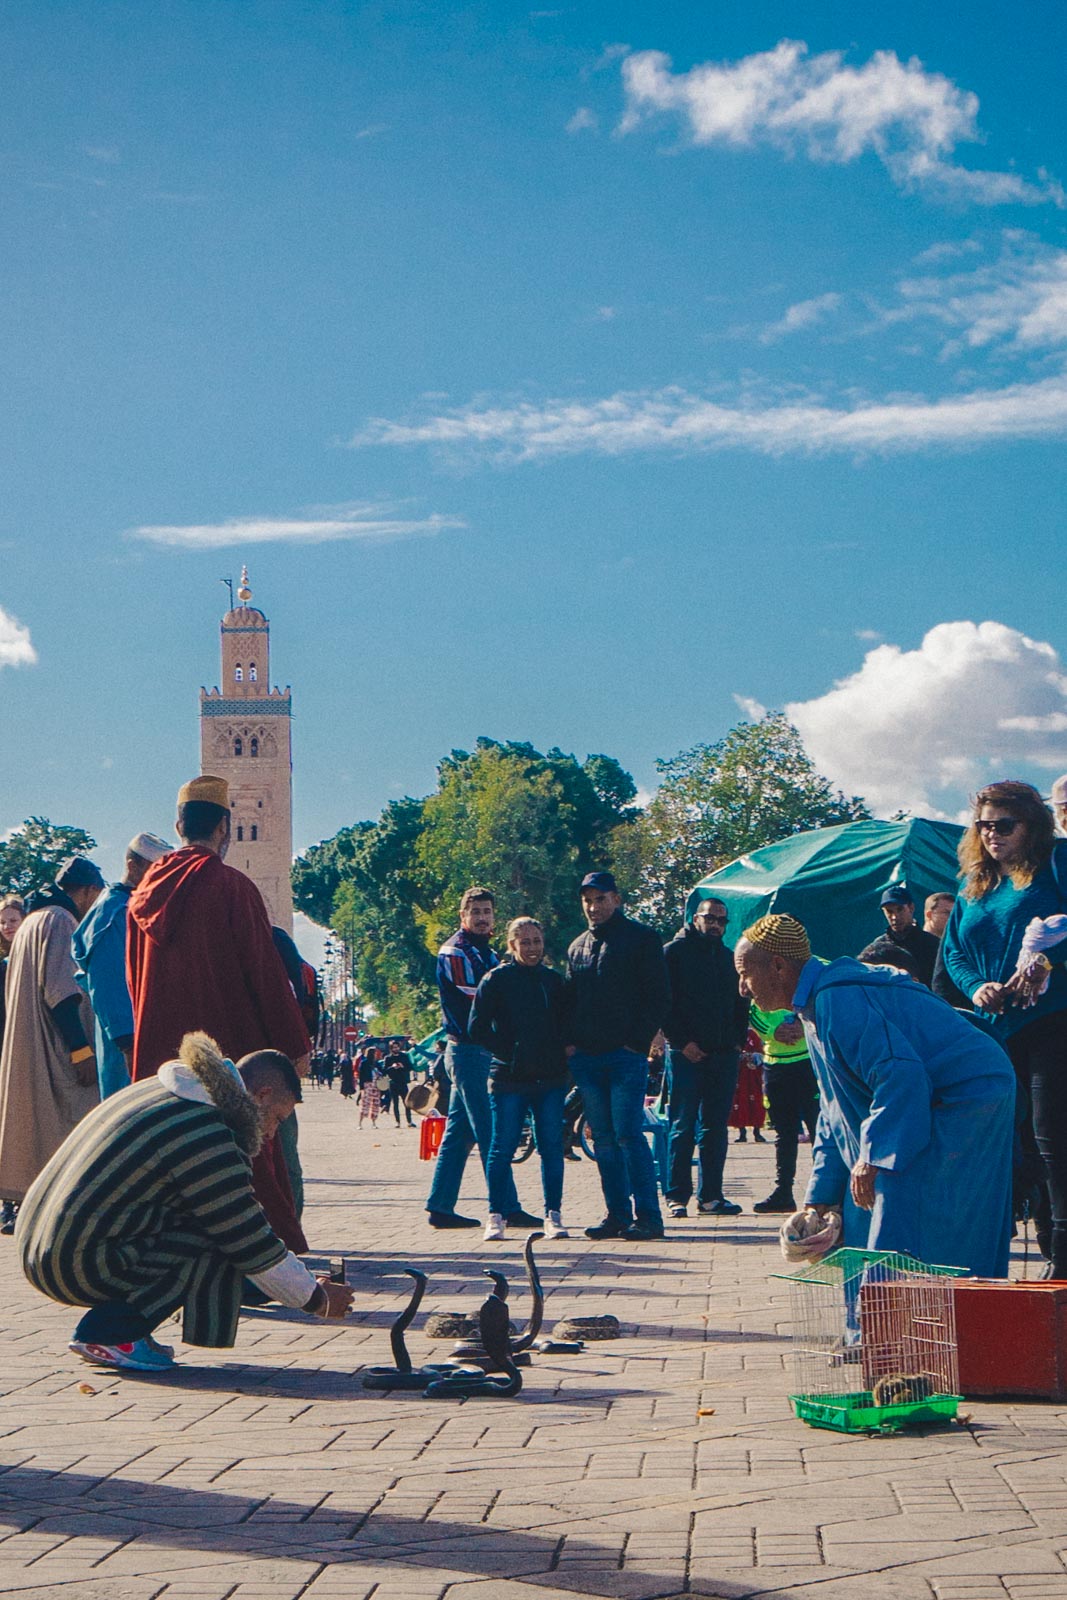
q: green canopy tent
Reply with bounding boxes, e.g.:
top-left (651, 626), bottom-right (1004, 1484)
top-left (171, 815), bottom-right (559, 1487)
top-left (685, 818), bottom-right (964, 960)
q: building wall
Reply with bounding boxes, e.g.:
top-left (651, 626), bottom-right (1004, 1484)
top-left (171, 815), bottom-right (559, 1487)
top-left (200, 603), bottom-right (294, 933)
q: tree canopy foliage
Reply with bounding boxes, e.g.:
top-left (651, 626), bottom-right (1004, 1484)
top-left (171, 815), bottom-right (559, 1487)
top-left (293, 718), bottom-right (867, 1034)
top-left (0, 817), bottom-right (98, 899)
top-left (616, 714), bottom-right (870, 928)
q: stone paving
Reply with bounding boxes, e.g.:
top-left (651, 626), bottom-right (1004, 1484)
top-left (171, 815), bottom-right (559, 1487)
top-left (1, 1090), bottom-right (1066, 1600)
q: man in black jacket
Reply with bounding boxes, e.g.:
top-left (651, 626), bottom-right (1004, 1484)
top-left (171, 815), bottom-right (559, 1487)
top-left (876, 886), bottom-right (939, 986)
top-left (662, 897), bottom-right (750, 1218)
top-left (563, 871), bottom-right (670, 1241)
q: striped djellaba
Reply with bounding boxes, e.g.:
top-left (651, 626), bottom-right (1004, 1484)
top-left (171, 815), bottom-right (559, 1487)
top-left (17, 1079), bottom-right (286, 1346)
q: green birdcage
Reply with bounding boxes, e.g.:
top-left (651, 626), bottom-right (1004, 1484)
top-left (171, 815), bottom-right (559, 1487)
top-left (774, 1248), bottom-right (967, 1434)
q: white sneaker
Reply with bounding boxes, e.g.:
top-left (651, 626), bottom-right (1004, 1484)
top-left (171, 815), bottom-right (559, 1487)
top-left (483, 1213), bottom-right (506, 1241)
top-left (544, 1210), bottom-right (569, 1239)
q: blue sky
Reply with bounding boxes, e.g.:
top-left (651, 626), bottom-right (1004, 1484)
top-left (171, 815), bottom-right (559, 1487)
top-left (3, 0), bottom-right (1066, 907)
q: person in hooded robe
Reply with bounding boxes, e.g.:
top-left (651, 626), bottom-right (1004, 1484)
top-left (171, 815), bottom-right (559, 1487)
top-left (126, 777), bottom-right (311, 1251)
top-left (734, 913), bottom-right (1016, 1278)
top-left (0, 858), bottom-right (105, 1223)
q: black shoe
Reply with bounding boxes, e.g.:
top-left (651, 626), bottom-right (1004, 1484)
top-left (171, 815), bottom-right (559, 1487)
top-left (753, 1129), bottom-right (767, 1143)
top-left (753, 1189), bottom-right (796, 1214)
top-left (563, 1150), bottom-right (581, 1161)
top-left (698, 1198), bottom-right (743, 1216)
top-left (735, 1129), bottom-right (747, 1143)
top-left (585, 1215), bottom-right (630, 1240)
top-left (427, 1210), bottom-right (480, 1229)
top-left (0, 1200), bottom-right (16, 1236)
top-left (506, 1209), bottom-right (544, 1229)
top-left (625, 1216), bottom-right (665, 1241)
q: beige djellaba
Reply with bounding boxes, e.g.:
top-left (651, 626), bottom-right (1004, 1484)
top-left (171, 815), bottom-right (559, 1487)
top-left (0, 905), bottom-right (99, 1201)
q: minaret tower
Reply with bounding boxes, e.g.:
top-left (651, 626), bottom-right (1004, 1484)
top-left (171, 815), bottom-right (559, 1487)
top-left (200, 566), bottom-right (294, 932)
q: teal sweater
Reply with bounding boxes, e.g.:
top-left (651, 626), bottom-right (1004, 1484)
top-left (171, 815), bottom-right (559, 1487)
top-left (942, 860), bottom-right (1067, 1040)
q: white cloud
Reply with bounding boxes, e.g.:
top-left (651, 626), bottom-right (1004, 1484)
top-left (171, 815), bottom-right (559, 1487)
top-left (894, 236), bottom-right (1067, 352)
top-left (619, 42), bottom-right (1063, 207)
top-left (566, 106), bottom-right (599, 135)
top-left (733, 694), bottom-right (767, 721)
top-left (854, 628), bottom-right (883, 642)
top-left (0, 606), bottom-right (37, 669)
top-left (759, 291), bottom-right (841, 344)
top-left (127, 505), bottom-right (464, 550)
top-left (783, 621), bottom-right (1067, 816)
top-left (354, 372), bottom-right (1067, 461)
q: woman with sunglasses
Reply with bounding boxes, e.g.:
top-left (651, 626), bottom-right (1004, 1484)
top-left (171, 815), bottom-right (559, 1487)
top-left (942, 780), bottom-right (1067, 1275)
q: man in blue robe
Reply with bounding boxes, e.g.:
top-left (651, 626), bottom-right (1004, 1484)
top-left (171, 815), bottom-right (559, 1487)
top-left (73, 833), bottom-right (170, 1099)
top-left (734, 914), bottom-right (1015, 1278)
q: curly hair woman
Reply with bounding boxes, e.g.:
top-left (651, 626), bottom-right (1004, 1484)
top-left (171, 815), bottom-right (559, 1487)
top-left (942, 780), bottom-right (1067, 1274)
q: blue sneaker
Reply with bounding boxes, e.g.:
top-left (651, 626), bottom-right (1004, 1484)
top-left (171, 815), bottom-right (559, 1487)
top-left (69, 1338), bottom-right (176, 1372)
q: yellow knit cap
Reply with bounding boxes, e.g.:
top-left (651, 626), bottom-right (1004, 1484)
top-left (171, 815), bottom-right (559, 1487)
top-left (742, 913), bottom-right (811, 961)
top-left (177, 774), bottom-right (229, 808)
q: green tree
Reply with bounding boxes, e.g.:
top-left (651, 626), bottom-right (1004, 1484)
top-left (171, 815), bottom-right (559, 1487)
top-left (291, 739), bottom-right (641, 1028)
top-left (0, 817), bottom-right (98, 898)
top-left (626, 714), bottom-right (869, 932)
top-left (416, 740), bottom-right (639, 962)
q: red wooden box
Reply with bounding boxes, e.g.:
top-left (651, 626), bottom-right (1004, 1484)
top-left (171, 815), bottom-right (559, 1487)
top-left (954, 1281), bottom-right (1067, 1399)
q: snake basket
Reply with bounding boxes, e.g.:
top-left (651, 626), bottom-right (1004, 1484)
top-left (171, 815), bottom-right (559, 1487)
top-left (775, 1248), bottom-right (967, 1434)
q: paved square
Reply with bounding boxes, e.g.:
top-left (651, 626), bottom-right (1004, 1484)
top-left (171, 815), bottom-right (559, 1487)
top-left (1, 1090), bottom-right (1065, 1600)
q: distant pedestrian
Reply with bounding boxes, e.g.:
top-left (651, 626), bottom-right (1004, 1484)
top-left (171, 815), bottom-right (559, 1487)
top-left (729, 1048), bottom-right (767, 1144)
top-left (564, 871), bottom-right (669, 1241)
top-left (381, 1039), bottom-right (415, 1127)
top-left (358, 1048), bottom-right (382, 1126)
top-left (0, 896), bottom-right (26, 1052)
top-left (661, 896), bottom-right (750, 1218)
top-left (338, 1055), bottom-right (355, 1098)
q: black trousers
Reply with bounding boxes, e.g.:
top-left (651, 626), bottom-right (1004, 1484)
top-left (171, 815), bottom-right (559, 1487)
top-left (1008, 1010), bottom-right (1067, 1268)
top-left (763, 1058), bottom-right (820, 1193)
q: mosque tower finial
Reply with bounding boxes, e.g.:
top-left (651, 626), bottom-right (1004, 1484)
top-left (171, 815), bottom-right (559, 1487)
top-left (237, 564), bottom-right (252, 606)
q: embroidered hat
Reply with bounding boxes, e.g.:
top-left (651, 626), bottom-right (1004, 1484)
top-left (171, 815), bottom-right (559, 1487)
top-left (177, 775), bottom-right (229, 808)
top-left (742, 913), bottom-right (811, 962)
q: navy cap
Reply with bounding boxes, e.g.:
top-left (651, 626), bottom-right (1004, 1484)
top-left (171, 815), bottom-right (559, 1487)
top-left (880, 885), bottom-right (914, 907)
top-left (55, 856), bottom-right (106, 891)
top-left (581, 870), bottom-right (618, 894)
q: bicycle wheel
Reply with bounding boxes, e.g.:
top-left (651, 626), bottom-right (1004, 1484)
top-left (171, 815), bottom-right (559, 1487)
top-left (512, 1114), bottom-right (536, 1163)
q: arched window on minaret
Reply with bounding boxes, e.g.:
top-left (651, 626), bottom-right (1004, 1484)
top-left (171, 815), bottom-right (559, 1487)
top-left (251, 824), bottom-right (258, 841)
top-left (235, 665), bottom-right (243, 682)
top-left (249, 663), bottom-right (257, 681)
top-left (250, 736), bottom-right (259, 757)
top-left (234, 736), bottom-right (243, 757)
top-left (236, 824), bottom-right (244, 842)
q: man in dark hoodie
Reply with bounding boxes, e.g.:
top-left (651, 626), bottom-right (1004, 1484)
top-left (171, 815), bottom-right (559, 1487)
top-left (126, 777), bottom-right (310, 1250)
top-left (662, 898), bottom-right (750, 1219)
top-left (564, 871), bottom-right (670, 1241)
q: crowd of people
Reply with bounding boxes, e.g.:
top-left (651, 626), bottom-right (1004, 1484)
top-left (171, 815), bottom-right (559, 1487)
top-left (0, 769), bottom-right (1065, 1375)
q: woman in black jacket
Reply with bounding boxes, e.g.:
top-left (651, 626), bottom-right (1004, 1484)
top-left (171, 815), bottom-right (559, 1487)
top-left (469, 918), bottom-right (569, 1241)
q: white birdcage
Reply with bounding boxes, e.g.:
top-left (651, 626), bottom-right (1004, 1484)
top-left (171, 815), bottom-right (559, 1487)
top-left (775, 1248), bottom-right (966, 1433)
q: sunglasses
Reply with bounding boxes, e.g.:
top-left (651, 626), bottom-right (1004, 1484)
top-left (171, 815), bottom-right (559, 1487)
top-left (696, 912), bottom-right (728, 924)
top-left (977, 817), bottom-right (1021, 837)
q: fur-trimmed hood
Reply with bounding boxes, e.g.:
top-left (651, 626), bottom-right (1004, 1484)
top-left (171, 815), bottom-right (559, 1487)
top-left (158, 1032), bottom-right (264, 1156)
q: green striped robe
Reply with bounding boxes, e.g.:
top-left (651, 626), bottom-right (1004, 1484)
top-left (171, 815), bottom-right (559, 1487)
top-left (17, 1079), bottom-right (286, 1347)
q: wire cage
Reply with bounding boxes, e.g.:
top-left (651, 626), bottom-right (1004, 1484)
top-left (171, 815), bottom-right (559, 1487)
top-left (775, 1248), bottom-right (967, 1434)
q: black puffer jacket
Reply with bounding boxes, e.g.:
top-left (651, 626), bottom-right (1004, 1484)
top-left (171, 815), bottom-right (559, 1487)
top-left (563, 910), bottom-right (669, 1057)
top-left (663, 925), bottom-right (749, 1054)
top-left (468, 961), bottom-right (567, 1089)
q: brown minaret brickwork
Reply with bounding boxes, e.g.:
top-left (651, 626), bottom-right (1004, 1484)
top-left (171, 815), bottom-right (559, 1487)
top-left (199, 566), bottom-right (294, 932)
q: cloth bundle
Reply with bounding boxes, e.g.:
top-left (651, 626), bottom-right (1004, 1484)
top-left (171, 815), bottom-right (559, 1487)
top-left (780, 1206), bottom-right (842, 1263)
top-left (1014, 914), bottom-right (1067, 1003)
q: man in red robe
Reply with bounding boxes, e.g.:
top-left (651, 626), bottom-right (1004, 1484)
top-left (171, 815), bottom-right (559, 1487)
top-left (127, 776), bottom-right (311, 1250)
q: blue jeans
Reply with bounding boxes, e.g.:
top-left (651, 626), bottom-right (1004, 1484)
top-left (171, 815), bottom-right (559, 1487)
top-left (487, 1083), bottom-right (566, 1216)
top-left (425, 1042), bottom-right (519, 1217)
top-left (665, 1047), bottom-right (739, 1205)
top-left (570, 1049), bottom-right (660, 1223)
top-left (74, 1301), bottom-right (156, 1344)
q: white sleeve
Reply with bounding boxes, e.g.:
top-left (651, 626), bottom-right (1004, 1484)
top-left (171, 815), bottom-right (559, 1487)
top-left (248, 1250), bottom-right (319, 1309)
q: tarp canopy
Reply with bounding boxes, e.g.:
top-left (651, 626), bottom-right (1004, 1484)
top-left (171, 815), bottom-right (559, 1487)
top-left (685, 818), bottom-right (963, 960)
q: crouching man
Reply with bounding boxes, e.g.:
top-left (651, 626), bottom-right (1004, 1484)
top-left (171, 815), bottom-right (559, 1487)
top-left (17, 1032), bottom-right (353, 1372)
